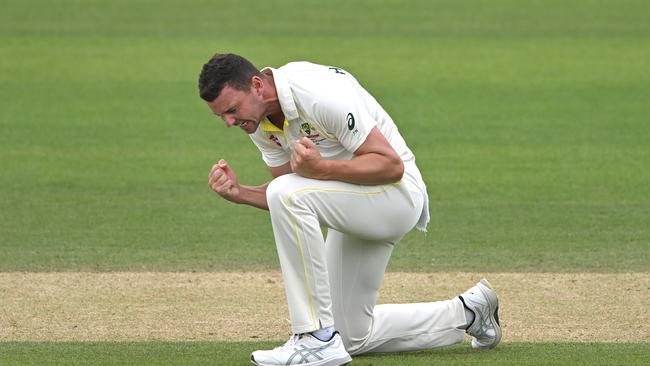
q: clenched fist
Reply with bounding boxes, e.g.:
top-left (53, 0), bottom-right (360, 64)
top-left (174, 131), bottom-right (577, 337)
top-left (291, 137), bottom-right (325, 179)
top-left (208, 159), bottom-right (241, 202)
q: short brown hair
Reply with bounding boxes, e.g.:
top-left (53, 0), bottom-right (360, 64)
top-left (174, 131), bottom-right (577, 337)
top-left (198, 53), bottom-right (263, 102)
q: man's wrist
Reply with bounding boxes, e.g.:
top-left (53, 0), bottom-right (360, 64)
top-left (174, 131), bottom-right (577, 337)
top-left (230, 185), bottom-right (248, 205)
top-left (315, 159), bottom-right (333, 180)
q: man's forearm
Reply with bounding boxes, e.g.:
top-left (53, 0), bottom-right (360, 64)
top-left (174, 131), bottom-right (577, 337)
top-left (290, 128), bottom-right (404, 186)
top-left (316, 153), bottom-right (404, 185)
top-left (234, 182), bottom-right (270, 210)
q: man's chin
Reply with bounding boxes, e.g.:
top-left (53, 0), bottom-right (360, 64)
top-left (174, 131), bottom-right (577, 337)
top-left (242, 121), bottom-right (260, 134)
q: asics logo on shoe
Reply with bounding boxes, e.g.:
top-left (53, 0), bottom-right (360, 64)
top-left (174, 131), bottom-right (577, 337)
top-left (286, 340), bottom-right (335, 364)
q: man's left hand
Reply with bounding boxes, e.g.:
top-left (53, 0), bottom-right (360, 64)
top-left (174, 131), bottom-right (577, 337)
top-left (291, 137), bottom-right (326, 179)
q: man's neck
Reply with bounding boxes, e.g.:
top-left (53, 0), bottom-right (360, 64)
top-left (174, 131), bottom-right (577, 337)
top-left (266, 112), bottom-right (285, 128)
top-left (262, 73), bottom-right (285, 129)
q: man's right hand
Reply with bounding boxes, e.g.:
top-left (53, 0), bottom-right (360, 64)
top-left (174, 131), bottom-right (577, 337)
top-left (208, 159), bottom-right (241, 203)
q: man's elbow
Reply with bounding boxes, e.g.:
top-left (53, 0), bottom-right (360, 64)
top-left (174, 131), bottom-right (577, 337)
top-left (388, 158), bottom-right (404, 183)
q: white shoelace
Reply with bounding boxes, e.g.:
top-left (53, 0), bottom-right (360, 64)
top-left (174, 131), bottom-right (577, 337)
top-left (274, 334), bottom-right (302, 351)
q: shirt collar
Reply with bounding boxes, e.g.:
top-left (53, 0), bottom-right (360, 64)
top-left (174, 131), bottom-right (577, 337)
top-left (261, 66), bottom-right (299, 121)
top-left (261, 118), bottom-right (289, 133)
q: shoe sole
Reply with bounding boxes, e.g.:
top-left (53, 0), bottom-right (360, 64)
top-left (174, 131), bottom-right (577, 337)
top-left (251, 354), bottom-right (352, 366)
top-left (473, 278), bottom-right (502, 349)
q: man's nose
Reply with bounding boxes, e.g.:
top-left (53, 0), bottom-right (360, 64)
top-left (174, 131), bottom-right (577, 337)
top-left (223, 115), bottom-right (237, 127)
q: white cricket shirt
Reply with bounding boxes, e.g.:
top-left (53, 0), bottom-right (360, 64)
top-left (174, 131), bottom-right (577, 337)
top-left (249, 61), bottom-right (429, 230)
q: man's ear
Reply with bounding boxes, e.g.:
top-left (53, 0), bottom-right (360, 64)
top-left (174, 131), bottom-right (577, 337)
top-left (251, 75), bottom-right (264, 96)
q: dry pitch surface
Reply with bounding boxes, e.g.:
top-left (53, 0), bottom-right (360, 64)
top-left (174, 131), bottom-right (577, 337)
top-left (1, 272), bottom-right (647, 342)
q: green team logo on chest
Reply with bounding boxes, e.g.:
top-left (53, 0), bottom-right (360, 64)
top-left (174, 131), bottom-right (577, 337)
top-left (300, 122), bottom-right (312, 135)
top-left (300, 122), bottom-right (326, 144)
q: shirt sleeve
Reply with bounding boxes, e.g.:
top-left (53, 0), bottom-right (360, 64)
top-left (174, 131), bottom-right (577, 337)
top-left (310, 78), bottom-right (377, 154)
top-left (249, 130), bottom-right (291, 168)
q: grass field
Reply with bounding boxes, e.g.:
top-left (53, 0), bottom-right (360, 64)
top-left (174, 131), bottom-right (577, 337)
top-left (1, 0), bottom-right (649, 365)
top-left (2, 342), bottom-right (648, 366)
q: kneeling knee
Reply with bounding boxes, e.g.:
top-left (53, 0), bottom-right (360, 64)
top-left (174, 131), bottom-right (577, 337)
top-left (340, 329), bottom-right (371, 355)
top-left (266, 173), bottom-right (299, 210)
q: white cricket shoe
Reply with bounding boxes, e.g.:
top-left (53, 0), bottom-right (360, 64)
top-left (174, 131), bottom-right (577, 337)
top-left (460, 278), bottom-right (502, 349)
top-left (250, 331), bottom-right (352, 366)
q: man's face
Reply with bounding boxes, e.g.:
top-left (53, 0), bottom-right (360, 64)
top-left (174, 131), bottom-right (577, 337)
top-left (207, 82), bottom-right (265, 134)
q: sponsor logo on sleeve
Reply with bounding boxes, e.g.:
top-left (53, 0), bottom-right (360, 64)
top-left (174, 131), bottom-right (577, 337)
top-left (346, 113), bottom-right (355, 130)
top-left (346, 113), bottom-right (359, 135)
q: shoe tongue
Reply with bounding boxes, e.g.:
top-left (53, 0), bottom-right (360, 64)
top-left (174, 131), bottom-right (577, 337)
top-left (283, 335), bottom-right (299, 345)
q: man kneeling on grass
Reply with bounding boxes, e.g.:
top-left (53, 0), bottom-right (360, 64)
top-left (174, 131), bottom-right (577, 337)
top-left (199, 53), bottom-right (501, 366)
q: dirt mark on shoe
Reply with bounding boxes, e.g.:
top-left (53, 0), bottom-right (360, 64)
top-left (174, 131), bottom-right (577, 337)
top-left (0, 272), bottom-right (647, 342)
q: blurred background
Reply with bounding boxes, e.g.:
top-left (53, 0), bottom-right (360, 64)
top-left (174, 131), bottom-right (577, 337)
top-left (1, 0), bottom-right (648, 272)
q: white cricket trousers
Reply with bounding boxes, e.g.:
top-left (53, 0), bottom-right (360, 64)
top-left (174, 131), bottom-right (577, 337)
top-left (266, 172), bottom-right (467, 355)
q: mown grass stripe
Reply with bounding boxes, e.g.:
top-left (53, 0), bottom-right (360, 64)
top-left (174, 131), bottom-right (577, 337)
top-left (0, 342), bottom-right (648, 366)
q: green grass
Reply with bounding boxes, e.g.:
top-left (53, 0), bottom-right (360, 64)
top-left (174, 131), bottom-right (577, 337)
top-left (2, 0), bottom-right (649, 272)
top-left (1, 1), bottom-right (648, 365)
top-left (1, 342), bottom-right (648, 366)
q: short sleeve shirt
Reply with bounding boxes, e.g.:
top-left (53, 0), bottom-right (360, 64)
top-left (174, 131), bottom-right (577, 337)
top-left (249, 61), bottom-right (416, 168)
top-left (248, 61), bottom-right (429, 230)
